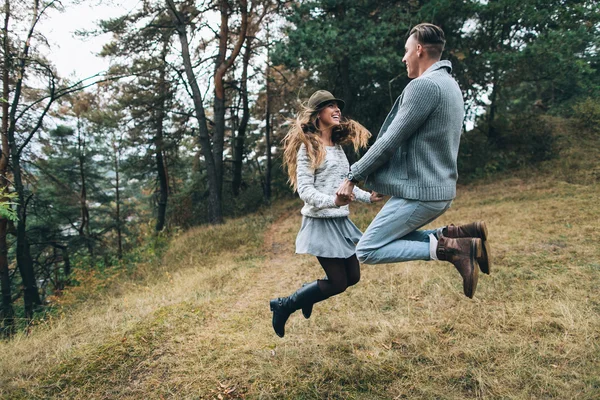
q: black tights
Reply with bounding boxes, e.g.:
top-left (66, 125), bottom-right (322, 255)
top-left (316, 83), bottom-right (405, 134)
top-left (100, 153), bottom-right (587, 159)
top-left (316, 255), bottom-right (361, 297)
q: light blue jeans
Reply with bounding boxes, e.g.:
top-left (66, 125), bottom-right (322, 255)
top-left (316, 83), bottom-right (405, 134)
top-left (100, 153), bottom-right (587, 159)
top-left (356, 197), bottom-right (452, 264)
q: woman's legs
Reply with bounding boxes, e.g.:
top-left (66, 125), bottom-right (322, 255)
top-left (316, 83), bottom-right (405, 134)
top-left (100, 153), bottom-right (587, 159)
top-left (316, 255), bottom-right (361, 295)
top-left (270, 254), bottom-right (362, 337)
top-left (344, 254), bottom-right (361, 287)
top-left (317, 256), bottom-right (350, 297)
top-left (302, 255), bottom-right (361, 319)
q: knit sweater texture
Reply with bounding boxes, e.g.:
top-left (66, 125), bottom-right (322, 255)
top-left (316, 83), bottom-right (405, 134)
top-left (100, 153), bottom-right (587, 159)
top-left (351, 60), bottom-right (464, 200)
top-left (297, 144), bottom-right (371, 218)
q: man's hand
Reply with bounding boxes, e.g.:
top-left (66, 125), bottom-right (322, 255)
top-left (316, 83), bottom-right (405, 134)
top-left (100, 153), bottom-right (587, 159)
top-left (370, 191), bottom-right (385, 203)
top-left (336, 179), bottom-right (355, 199)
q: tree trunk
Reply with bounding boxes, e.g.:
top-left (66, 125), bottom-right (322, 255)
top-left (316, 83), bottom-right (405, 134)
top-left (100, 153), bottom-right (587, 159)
top-left (50, 242), bottom-right (70, 288)
top-left (9, 150), bottom-right (40, 319)
top-left (213, 0), bottom-right (248, 199)
top-left (264, 31), bottom-right (272, 202)
top-left (166, 0), bottom-right (223, 224)
top-left (264, 112), bottom-right (272, 202)
top-left (62, 246), bottom-right (71, 278)
top-left (0, 218), bottom-right (13, 335)
top-left (0, 0), bottom-right (14, 335)
top-left (232, 37), bottom-right (252, 196)
top-left (212, 0), bottom-right (228, 197)
top-left (155, 37), bottom-right (169, 232)
top-left (213, 96), bottom-right (225, 198)
top-left (6, 0), bottom-right (42, 320)
top-left (114, 144), bottom-right (122, 258)
top-left (77, 118), bottom-right (92, 257)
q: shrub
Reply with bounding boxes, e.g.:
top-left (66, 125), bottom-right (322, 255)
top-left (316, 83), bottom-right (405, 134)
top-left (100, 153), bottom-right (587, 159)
top-left (572, 97), bottom-right (600, 136)
top-left (501, 114), bottom-right (557, 165)
top-left (457, 127), bottom-right (499, 181)
top-left (458, 114), bottom-right (558, 182)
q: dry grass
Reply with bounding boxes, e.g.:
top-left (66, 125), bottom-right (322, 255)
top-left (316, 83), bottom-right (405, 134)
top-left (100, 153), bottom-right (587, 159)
top-left (1, 142), bottom-right (599, 399)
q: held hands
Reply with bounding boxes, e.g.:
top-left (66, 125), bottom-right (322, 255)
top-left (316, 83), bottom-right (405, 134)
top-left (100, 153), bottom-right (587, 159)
top-left (335, 179), bottom-right (385, 205)
top-left (334, 192), bottom-right (355, 207)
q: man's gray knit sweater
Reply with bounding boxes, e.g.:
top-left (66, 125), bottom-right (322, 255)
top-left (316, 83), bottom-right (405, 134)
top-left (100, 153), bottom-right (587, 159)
top-left (297, 144), bottom-right (371, 218)
top-left (350, 60), bottom-right (464, 201)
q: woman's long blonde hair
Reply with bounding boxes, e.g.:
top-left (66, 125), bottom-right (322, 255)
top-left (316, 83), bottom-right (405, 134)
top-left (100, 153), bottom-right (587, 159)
top-left (282, 103), bottom-right (371, 191)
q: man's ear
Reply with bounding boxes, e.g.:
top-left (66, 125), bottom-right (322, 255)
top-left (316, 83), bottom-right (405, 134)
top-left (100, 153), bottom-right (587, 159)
top-left (416, 43), bottom-right (423, 57)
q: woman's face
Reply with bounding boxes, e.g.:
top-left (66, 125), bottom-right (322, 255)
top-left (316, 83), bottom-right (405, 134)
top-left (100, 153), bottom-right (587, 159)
top-left (317, 102), bottom-right (342, 128)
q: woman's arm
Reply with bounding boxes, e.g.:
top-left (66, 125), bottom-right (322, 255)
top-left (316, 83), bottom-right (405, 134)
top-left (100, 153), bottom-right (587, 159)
top-left (352, 186), bottom-right (371, 203)
top-left (296, 145), bottom-right (338, 209)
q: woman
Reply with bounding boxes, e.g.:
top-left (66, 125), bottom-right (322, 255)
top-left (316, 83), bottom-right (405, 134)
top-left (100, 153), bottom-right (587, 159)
top-left (269, 90), bottom-right (383, 338)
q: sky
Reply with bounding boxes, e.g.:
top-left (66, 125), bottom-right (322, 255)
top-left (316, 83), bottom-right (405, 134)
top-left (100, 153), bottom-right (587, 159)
top-left (37, 0), bottom-right (141, 80)
top-left (34, 1), bottom-right (479, 130)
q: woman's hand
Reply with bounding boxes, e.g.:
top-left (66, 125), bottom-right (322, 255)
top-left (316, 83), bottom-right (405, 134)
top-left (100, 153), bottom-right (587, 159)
top-left (370, 191), bottom-right (385, 203)
top-left (334, 193), bottom-right (355, 207)
top-left (336, 179), bottom-right (355, 198)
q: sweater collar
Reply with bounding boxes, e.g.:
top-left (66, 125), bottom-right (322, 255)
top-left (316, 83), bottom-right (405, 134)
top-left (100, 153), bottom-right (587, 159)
top-left (421, 60), bottom-right (452, 77)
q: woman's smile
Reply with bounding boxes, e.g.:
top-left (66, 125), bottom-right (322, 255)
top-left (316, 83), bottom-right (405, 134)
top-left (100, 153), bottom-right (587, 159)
top-left (319, 102), bottom-right (342, 127)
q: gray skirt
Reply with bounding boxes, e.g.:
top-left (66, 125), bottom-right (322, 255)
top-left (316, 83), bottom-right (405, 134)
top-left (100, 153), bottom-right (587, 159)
top-left (295, 216), bottom-right (363, 259)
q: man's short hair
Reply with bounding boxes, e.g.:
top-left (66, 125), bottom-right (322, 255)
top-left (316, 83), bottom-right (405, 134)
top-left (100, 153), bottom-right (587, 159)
top-left (409, 23), bottom-right (446, 59)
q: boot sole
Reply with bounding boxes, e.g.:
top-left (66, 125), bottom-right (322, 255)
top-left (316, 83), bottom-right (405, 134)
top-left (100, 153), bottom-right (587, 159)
top-left (479, 240), bottom-right (491, 275)
top-left (465, 239), bottom-right (481, 299)
top-left (475, 221), bottom-right (488, 241)
top-left (475, 222), bottom-right (491, 275)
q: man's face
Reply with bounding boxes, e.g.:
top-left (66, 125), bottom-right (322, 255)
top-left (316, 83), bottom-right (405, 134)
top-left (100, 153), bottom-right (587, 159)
top-left (402, 34), bottom-right (420, 79)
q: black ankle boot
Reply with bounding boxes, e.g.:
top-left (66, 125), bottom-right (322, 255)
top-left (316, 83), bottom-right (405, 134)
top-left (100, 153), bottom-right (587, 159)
top-left (269, 281), bottom-right (328, 338)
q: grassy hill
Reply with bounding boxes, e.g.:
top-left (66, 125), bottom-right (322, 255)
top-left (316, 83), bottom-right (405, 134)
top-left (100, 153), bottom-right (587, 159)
top-left (1, 130), bottom-right (599, 399)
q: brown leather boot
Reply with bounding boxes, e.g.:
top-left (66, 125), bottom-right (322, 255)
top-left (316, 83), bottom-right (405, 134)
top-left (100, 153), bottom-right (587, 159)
top-left (436, 236), bottom-right (481, 298)
top-left (443, 221), bottom-right (491, 275)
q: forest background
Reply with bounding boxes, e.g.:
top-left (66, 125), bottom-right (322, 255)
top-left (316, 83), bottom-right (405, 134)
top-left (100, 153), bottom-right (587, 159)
top-left (1, 0), bottom-right (599, 398)
top-left (0, 0), bottom-right (599, 389)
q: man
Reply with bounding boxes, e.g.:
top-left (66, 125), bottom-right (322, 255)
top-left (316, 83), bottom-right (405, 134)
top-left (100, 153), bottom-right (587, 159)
top-left (336, 23), bottom-right (491, 298)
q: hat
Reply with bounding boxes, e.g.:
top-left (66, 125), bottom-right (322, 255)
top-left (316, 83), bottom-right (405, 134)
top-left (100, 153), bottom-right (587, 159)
top-left (307, 90), bottom-right (345, 111)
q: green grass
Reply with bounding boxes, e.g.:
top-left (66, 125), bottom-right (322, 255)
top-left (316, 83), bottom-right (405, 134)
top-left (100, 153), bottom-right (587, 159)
top-left (1, 129), bottom-right (599, 399)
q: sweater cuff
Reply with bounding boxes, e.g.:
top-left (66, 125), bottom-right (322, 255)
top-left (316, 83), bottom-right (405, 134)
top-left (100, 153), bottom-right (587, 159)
top-left (353, 187), bottom-right (372, 203)
top-left (325, 195), bottom-right (338, 209)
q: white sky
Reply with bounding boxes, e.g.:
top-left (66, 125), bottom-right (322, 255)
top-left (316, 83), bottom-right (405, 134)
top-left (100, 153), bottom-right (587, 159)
top-left (34, 1), bottom-right (478, 131)
top-left (37, 0), bottom-right (142, 79)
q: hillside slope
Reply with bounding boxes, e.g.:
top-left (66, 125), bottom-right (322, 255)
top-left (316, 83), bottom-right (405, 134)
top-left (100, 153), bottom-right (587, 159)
top-left (1, 137), bottom-right (599, 399)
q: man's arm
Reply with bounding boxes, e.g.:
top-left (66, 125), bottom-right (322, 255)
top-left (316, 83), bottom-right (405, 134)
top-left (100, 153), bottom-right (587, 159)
top-left (350, 78), bottom-right (441, 181)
